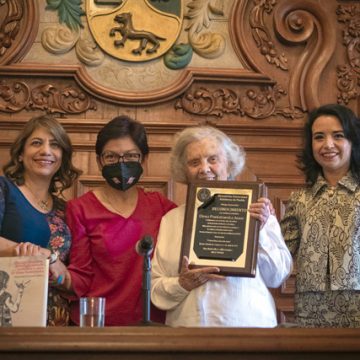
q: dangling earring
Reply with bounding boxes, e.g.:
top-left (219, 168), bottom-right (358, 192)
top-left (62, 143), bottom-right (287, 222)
top-left (18, 156), bottom-right (23, 162)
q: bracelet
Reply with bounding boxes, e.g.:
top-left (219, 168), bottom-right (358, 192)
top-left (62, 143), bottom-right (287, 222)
top-left (49, 250), bottom-right (59, 265)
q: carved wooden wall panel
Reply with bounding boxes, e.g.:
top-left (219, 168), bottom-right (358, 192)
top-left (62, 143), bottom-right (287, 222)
top-left (1, 0), bottom-right (359, 324)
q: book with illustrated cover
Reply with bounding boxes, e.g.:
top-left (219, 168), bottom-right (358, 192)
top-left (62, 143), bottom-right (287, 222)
top-left (0, 256), bottom-right (49, 327)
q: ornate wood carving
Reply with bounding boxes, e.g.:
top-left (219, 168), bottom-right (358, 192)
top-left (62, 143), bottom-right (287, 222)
top-left (45, 0), bottom-right (85, 31)
top-left (0, 0), bottom-right (38, 65)
top-left (231, 0), bottom-right (337, 113)
top-left (336, 3), bottom-right (360, 105)
top-left (249, 0), bottom-right (288, 71)
top-left (0, 79), bottom-right (29, 112)
top-left (175, 84), bottom-right (304, 119)
top-left (185, 0), bottom-right (226, 60)
top-left (0, 79), bottom-right (97, 114)
top-left (0, 65), bottom-right (278, 106)
top-left (273, 1), bottom-right (336, 111)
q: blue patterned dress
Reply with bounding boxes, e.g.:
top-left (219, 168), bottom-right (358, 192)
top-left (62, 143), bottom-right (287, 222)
top-left (0, 176), bottom-right (71, 326)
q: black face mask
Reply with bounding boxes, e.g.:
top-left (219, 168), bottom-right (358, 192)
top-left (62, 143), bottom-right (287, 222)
top-left (102, 162), bottom-right (143, 191)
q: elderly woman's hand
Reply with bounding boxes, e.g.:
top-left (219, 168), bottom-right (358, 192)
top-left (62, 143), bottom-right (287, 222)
top-left (178, 256), bottom-right (225, 291)
top-left (248, 197), bottom-right (274, 229)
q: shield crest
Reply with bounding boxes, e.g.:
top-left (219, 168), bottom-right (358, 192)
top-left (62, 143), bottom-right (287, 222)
top-left (86, 0), bottom-right (183, 62)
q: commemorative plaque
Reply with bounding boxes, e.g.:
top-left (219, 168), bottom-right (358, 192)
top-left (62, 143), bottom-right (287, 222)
top-left (180, 181), bottom-right (264, 277)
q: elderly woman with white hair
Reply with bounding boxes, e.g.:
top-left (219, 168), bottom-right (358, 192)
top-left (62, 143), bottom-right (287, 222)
top-left (151, 126), bottom-right (292, 327)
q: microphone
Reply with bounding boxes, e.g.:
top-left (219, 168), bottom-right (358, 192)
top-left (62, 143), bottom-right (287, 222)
top-left (135, 235), bottom-right (154, 256)
top-left (136, 235), bottom-right (154, 325)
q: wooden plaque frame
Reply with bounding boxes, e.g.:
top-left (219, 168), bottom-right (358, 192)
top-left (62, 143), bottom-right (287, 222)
top-left (179, 181), bottom-right (263, 277)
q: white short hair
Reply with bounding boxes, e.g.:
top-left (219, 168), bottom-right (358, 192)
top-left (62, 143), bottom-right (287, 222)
top-left (170, 126), bottom-right (246, 183)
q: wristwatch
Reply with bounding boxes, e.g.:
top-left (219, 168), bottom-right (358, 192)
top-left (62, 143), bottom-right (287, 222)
top-left (48, 250), bottom-right (59, 265)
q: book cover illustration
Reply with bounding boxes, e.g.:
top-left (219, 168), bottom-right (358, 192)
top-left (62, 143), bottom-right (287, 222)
top-left (0, 256), bottom-right (49, 327)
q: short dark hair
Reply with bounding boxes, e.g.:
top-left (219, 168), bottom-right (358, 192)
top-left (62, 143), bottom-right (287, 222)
top-left (3, 114), bottom-right (81, 194)
top-left (95, 115), bottom-right (149, 157)
top-left (299, 103), bottom-right (360, 185)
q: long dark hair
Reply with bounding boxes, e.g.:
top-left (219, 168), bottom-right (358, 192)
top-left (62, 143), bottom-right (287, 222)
top-left (299, 104), bottom-right (360, 185)
top-left (3, 114), bottom-right (81, 195)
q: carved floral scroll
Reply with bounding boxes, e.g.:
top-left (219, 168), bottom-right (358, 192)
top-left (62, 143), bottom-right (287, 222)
top-left (336, 3), bottom-right (360, 105)
top-left (0, 0), bottom-right (38, 65)
top-left (175, 85), bottom-right (303, 119)
top-left (0, 80), bottom-right (97, 114)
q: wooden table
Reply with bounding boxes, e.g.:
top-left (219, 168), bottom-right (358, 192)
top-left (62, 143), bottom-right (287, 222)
top-left (1, 327), bottom-right (360, 359)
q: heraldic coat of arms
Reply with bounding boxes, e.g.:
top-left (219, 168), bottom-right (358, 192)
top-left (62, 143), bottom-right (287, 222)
top-left (86, 0), bottom-right (183, 62)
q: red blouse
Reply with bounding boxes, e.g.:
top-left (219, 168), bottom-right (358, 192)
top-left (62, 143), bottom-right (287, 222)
top-left (66, 188), bottom-right (176, 326)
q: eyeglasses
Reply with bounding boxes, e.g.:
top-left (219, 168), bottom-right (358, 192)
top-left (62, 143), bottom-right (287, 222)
top-left (101, 151), bottom-right (141, 164)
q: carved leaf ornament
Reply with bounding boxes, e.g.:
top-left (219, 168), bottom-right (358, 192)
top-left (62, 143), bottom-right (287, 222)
top-left (0, 80), bottom-right (97, 114)
top-left (46, 0), bottom-right (85, 31)
top-left (175, 85), bottom-right (303, 120)
top-left (336, 4), bottom-right (360, 104)
top-left (0, 0), bottom-right (23, 58)
top-left (250, 0), bottom-right (288, 70)
top-left (185, 0), bottom-right (226, 59)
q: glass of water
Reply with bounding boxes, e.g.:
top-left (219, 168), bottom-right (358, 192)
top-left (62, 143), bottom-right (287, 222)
top-left (79, 297), bottom-right (105, 327)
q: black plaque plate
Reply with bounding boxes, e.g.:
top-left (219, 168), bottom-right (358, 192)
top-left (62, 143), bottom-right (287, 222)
top-left (180, 181), bottom-right (264, 277)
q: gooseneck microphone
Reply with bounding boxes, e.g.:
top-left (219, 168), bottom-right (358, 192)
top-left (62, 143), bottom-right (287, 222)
top-left (136, 235), bottom-right (154, 325)
top-left (135, 235), bottom-right (154, 256)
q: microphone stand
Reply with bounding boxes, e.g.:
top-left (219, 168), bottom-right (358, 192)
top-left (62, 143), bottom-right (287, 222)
top-left (141, 250), bottom-right (152, 325)
top-left (136, 235), bottom-right (165, 326)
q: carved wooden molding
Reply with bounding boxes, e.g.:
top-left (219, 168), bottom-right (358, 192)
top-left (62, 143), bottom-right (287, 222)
top-left (0, 135), bottom-right (303, 158)
top-left (175, 84), bottom-right (304, 119)
top-left (248, 0), bottom-right (289, 71)
top-left (0, 0), bottom-right (38, 65)
top-left (277, 304), bottom-right (295, 324)
top-left (276, 196), bottom-right (289, 220)
top-left (0, 64), bottom-right (273, 106)
top-left (75, 175), bottom-right (173, 199)
top-left (336, 3), bottom-right (360, 105)
top-left (0, 79), bottom-right (97, 114)
top-left (280, 273), bottom-right (296, 296)
top-left (231, 0), bottom-right (337, 112)
top-left (0, 116), bottom-right (305, 141)
top-left (0, 119), bottom-right (305, 141)
top-left (273, 1), bottom-right (336, 111)
top-left (0, 139), bottom-right (173, 156)
top-left (0, 0), bottom-right (340, 115)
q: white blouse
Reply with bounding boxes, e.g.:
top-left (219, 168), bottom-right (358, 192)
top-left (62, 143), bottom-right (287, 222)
top-left (151, 205), bottom-right (292, 327)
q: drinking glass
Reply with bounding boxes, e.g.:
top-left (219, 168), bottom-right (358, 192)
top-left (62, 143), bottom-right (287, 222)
top-left (79, 297), bottom-right (105, 327)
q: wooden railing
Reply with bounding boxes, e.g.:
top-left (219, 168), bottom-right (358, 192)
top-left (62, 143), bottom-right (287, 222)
top-left (1, 327), bottom-right (360, 359)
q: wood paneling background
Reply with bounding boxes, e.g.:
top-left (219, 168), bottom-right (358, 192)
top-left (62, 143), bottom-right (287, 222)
top-left (1, 0), bottom-right (359, 323)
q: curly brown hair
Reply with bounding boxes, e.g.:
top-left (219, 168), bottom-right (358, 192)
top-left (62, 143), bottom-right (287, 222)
top-left (3, 114), bottom-right (81, 195)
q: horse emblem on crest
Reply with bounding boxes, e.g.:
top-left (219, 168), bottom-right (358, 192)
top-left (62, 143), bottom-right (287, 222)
top-left (86, 0), bottom-right (183, 62)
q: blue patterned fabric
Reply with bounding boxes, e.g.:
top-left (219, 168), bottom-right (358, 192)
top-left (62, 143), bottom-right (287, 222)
top-left (0, 176), bottom-right (51, 247)
top-left (0, 176), bottom-right (71, 325)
